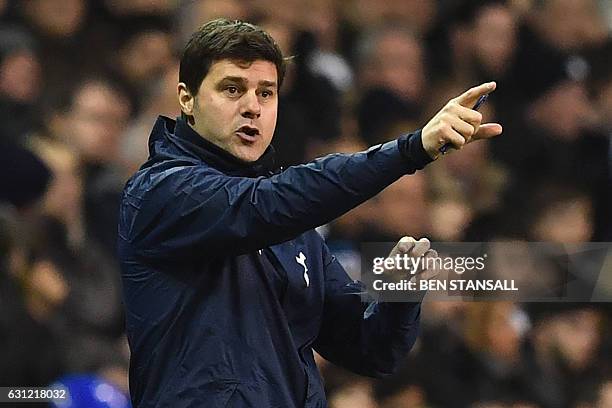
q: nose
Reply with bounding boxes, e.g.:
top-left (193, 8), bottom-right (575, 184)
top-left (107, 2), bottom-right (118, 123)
top-left (240, 91), bottom-right (261, 119)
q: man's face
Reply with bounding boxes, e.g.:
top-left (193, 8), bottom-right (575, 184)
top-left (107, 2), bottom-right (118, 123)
top-left (179, 59), bottom-right (278, 162)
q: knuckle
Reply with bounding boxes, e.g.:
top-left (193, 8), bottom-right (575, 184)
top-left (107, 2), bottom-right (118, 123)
top-left (441, 124), bottom-right (453, 136)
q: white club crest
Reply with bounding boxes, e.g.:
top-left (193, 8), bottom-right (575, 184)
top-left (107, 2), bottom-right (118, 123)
top-left (295, 252), bottom-right (309, 287)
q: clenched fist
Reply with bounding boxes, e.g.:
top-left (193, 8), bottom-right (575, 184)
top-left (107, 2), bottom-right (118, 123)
top-left (421, 82), bottom-right (503, 159)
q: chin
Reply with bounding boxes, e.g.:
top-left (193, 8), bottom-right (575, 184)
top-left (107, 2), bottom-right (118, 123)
top-left (233, 146), bottom-right (264, 163)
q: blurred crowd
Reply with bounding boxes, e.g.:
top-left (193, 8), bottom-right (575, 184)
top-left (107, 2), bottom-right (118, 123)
top-left (0, 0), bottom-right (610, 407)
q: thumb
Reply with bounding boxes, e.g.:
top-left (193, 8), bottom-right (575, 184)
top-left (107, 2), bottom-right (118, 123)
top-left (473, 123), bottom-right (503, 140)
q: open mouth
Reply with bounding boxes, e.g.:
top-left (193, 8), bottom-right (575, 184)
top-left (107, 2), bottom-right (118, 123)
top-left (236, 125), bottom-right (260, 142)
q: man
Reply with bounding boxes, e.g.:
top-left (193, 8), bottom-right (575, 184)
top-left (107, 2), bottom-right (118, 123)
top-left (118, 19), bottom-right (502, 407)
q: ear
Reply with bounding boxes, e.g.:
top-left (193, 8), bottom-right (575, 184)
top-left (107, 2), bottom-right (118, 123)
top-left (178, 82), bottom-right (195, 116)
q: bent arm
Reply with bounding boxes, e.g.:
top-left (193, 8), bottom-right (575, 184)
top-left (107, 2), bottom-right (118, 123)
top-left (312, 244), bottom-right (421, 378)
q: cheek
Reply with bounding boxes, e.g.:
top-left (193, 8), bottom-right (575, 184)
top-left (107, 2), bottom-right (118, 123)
top-left (262, 104), bottom-right (278, 133)
top-left (196, 96), bottom-right (236, 128)
top-left (198, 94), bottom-right (222, 115)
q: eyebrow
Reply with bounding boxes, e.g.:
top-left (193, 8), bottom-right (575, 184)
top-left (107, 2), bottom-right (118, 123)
top-left (219, 76), bottom-right (277, 88)
top-left (258, 80), bottom-right (277, 88)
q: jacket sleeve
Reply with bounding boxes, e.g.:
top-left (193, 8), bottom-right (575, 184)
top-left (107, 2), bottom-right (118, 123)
top-left (312, 242), bottom-right (421, 378)
top-left (120, 131), bottom-right (432, 259)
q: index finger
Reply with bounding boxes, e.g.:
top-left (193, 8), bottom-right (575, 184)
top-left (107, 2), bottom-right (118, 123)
top-left (454, 82), bottom-right (496, 107)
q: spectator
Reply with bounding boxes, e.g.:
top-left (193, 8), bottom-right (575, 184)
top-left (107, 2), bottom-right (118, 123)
top-left (107, 17), bottom-right (174, 113)
top-left (522, 305), bottom-right (605, 408)
top-left (51, 76), bottom-right (132, 257)
top-left (356, 25), bottom-right (427, 144)
top-left (0, 26), bottom-right (42, 142)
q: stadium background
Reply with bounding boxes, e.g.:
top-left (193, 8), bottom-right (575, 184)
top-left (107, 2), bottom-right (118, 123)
top-left (0, 0), bottom-right (610, 406)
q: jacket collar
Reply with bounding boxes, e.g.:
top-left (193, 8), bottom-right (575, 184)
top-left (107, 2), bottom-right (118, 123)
top-left (151, 116), bottom-right (277, 177)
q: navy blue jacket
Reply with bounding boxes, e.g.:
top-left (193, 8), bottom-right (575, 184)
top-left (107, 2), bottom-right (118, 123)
top-left (118, 116), bottom-right (433, 407)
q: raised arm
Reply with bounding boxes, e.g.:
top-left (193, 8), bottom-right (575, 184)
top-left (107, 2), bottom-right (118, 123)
top-left (120, 82), bottom-right (501, 259)
top-left (119, 131), bottom-right (430, 259)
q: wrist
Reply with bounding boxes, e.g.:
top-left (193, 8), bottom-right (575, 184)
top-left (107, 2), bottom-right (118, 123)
top-left (397, 129), bottom-right (436, 170)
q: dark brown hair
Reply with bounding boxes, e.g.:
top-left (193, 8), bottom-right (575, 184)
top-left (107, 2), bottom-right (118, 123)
top-left (179, 19), bottom-right (286, 95)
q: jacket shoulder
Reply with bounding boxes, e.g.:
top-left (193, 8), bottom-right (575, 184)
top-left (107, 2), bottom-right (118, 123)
top-left (124, 159), bottom-right (219, 199)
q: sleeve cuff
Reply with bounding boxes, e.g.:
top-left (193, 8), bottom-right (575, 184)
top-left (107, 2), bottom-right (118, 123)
top-left (397, 130), bottom-right (434, 172)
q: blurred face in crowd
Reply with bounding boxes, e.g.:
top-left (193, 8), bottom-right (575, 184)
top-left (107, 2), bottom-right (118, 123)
top-left (178, 0), bottom-right (248, 45)
top-left (471, 4), bottom-right (517, 76)
top-left (550, 309), bottom-right (601, 371)
top-left (362, 30), bottom-right (425, 102)
top-left (301, 0), bottom-right (338, 51)
top-left (65, 81), bottom-right (131, 164)
top-left (532, 0), bottom-right (607, 51)
top-left (430, 198), bottom-right (472, 241)
top-left (35, 142), bottom-right (83, 227)
top-left (465, 302), bottom-right (524, 364)
top-left (385, 0), bottom-right (437, 35)
top-left (118, 30), bottom-right (173, 85)
top-left (351, 0), bottom-right (437, 35)
top-left (530, 81), bottom-right (598, 140)
top-left (485, 303), bottom-right (523, 362)
top-left (179, 59), bottom-right (278, 162)
top-left (250, 0), bottom-right (300, 28)
top-left (259, 21), bottom-right (292, 57)
top-left (23, 0), bottom-right (86, 38)
top-left (376, 173), bottom-right (429, 237)
top-left (532, 195), bottom-right (593, 243)
top-left (0, 50), bottom-right (41, 103)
